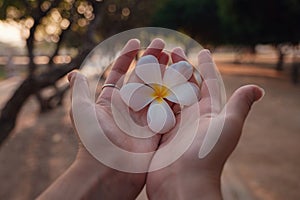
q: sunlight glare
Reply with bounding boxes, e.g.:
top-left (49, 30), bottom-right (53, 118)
top-left (0, 20), bottom-right (25, 47)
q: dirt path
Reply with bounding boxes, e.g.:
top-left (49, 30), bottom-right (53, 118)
top-left (0, 97), bottom-right (77, 200)
top-left (223, 74), bottom-right (300, 200)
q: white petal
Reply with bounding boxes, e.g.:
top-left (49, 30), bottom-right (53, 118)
top-left (135, 55), bottom-right (162, 85)
top-left (120, 83), bottom-right (154, 111)
top-left (147, 100), bottom-right (176, 134)
top-left (163, 61), bottom-right (193, 88)
top-left (167, 82), bottom-right (200, 106)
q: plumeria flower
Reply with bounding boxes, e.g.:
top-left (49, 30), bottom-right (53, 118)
top-left (120, 55), bottom-right (201, 134)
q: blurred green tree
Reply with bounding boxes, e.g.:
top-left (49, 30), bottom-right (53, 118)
top-left (152, 0), bottom-right (223, 47)
top-left (152, 0), bottom-right (300, 70)
top-left (218, 0), bottom-right (300, 70)
top-left (0, 0), bottom-right (155, 145)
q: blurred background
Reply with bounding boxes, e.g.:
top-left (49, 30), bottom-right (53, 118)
top-left (0, 0), bottom-right (299, 199)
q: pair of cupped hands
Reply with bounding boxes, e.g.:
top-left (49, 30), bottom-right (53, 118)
top-left (40, 38), bottom-right (264, 200)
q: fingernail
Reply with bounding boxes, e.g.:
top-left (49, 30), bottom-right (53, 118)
top-left (172, 47), bottom-right (187, 59)
top-left (126, 38), bottom-right (140, 48)
top-left (149, 38), bottom-right (165, 48)
top-left (255, 87), bottom-right (265, 101)
top-left (198, 49), bottom-right (212, 63)
top-left (129, 38), bottom-right (140, 44)
top-left (121, 39), bottom-right (140, 56)
top-left (202, 49), bottom-right (211, 55)
top-left (67, 71), bottom-right (77, 83)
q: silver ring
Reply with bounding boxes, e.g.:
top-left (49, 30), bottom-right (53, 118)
top-left (175, 111), bottom-right (181, 115)
top-left (102, 83), bottom-right (120, 90)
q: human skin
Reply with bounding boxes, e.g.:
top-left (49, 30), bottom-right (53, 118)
top-left (38, 38), bottom-right (166, 200)
top-left (146, 48), bottom-right (264, 200)
top-left (38, 38), bottom-right (264, 200)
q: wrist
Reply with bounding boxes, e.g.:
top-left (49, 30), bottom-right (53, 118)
top-left (147, 168), bottom-right (222, 200)
top-left (75, 150), bottom-right (146, 199)
top-left (39, 149), bottom-right (145, 200)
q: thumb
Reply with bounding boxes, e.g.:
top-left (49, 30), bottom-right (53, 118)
top-left (203, 85), bottom-right (265, 160)
top-left (67, 71), bottom-right (95, 147)
top-left (225, 85), bottom-right (264, 123)
top-left (68, 70), bottom-right (93, 108)
top-left (68, 71), bottom-right (97, 143)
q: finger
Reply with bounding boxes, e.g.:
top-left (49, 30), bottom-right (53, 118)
top-left (67, 71), bottom-right (94, 145)
top-left (170, 48), bottom-right (198, 113)
top-left (197, 49), bottom-right (222, 116)
top-left (171, 47), bottom-right (198, 85)
top-left (106, 39), bottom-right (140, 84)
top-left (225, 85), bottom-right (264, 121)
top-left (199, 85), bottom-right (265, 159)
top-left (171, 47), bottom-right (187, 62)
top-left (68, 70), bottom-right (93, 112)
top-left (142, 38), bottom-right (165, 57)
top-left (158, 51), bottom-right (169, 66)
top-left (67, 70), bottom-right (79, 92)
top-left (127, 38), bottom-right (165, 83)
top-left (169, 48), bottom-right (188, 113)
top-left (158, 51), bottom-right (169, 75)
top-left (100, 39), bottom-right (140, 101)
top-left (68, 70), bottom-right (92, 100)
top-left (216, 85), bottom-right (264, 157)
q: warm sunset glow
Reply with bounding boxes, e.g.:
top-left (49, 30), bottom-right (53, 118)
top-left (0, 21), bottom-right (25, 47)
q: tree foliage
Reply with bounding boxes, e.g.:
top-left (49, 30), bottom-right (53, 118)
top-left (152, 0), bottom-right (223, 46)
top-left (152, 0), bottom-right (300, 70)
top-left (0, 0), bottom-right (156, 145)
top-left (218, 0), bottom-right (300, 45)
top-left (219, 0), bottom-right (300, 70)
top-left (152, 0), bottom-right (300, 46)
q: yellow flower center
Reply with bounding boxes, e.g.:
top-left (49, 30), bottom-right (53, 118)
top-left (151, 84), bottom-right (169, 103)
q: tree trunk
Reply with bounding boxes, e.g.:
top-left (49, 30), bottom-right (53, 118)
top-left (0, 78), bottom-right (36, 144)
top-left (291, 47), bottom-right (299, 84)
top-left (0, 48), bottom-right (90, 146)
top-left (276, 45), bottom-right (285, 71)
top-left (0, 0), bottom-right (103, 146)
top-left (292, 63), bottom-right (299, 84)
